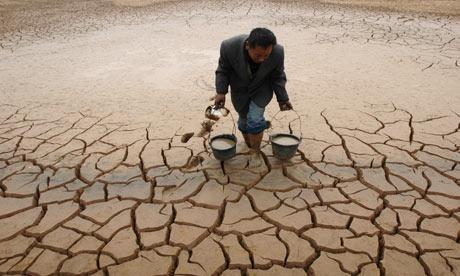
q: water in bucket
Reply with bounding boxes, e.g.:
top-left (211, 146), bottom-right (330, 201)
top-left (269, 110), bottom-right (302, 160)
top-left (205, 105), bottom-right (237, 161)
top-left (271, 135), bottom-right (299, 146)
top-left (211, 137), bottom-right (236, 150)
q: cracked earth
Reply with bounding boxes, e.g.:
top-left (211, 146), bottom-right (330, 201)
top-left (1, 0), bottom-right (460, 275)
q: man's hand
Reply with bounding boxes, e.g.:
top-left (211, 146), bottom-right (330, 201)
top-left (214, 93), bottom-right (226, 108)
top-left (279, 101), bottom-right (293, 111)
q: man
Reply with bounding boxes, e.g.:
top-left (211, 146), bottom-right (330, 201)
top-left (214, 28), bottom-right (292, 155)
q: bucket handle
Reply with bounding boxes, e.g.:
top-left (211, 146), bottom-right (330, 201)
top-left (227, 109), bottom-right (237, 136)
top-left (267, 109), bottom-right (303, 139)
top-left (208, 106), bottom-right (237, 138)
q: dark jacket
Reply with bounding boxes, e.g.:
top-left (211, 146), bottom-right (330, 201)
top-left (215, 34), bottom-right (289, 114)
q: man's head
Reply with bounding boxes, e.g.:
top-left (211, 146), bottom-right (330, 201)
top-left (245, 28), bottom-right (277, 64)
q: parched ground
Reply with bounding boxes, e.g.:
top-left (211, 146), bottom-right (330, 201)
top-left (318, 0), bottom-right (460, 15)
top-left (0, 0), bottom-right (460, 275)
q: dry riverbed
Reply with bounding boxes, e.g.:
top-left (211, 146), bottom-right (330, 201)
top-left (1, 0), bottom-right (459, 275)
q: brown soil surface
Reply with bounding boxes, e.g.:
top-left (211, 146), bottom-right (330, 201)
top-left (318, 0), bottom-right (460, 15)
top-left (0, 0), bottom-right (459, 275)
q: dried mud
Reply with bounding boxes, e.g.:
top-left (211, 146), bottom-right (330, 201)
top-left (0, 0), bottom-right (459, 275)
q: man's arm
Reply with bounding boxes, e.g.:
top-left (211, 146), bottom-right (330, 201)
top-left (271, 47), bottom-right (292, 110)
top-left (215, 42), bottom-right (230, 94)
top-left (215, 42), bottom-right (231, 107)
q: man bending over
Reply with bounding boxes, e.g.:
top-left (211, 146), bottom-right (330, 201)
top-left (214, 28), bottom-right (292, 161)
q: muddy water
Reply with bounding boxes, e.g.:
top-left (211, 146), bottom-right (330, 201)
top-left (272, 136), bottom-right (300, 146)
top-left (211, 138), bottom-right (236, 150)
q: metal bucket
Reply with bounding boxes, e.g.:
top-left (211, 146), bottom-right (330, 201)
top-left (270, 133), bottom-right (300, 160)
top-left (210, 134), bottom-right (237, 161)
top-left (206, 106), bottom-right (238, 161)
top-left (268, 109), bottom-right (303, 160)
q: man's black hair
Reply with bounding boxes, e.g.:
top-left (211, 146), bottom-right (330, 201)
top-left (247, 28), bottom-right (277, 49)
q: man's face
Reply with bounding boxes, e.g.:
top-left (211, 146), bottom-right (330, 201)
top-left (246, 43), bottom-right (273, 64)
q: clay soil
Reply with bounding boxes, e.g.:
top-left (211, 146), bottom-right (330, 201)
top-left (319, 0), bottom-right (460, 15)
top-left (0, 0), bottom-right (459, 275)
